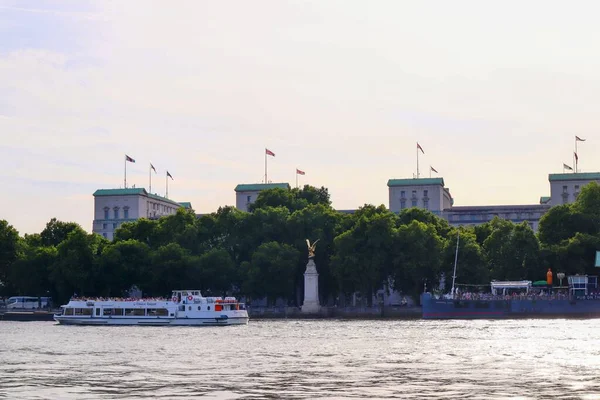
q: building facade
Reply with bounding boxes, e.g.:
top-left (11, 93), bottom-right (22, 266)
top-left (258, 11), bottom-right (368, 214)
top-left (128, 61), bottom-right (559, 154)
top-left (548, 172), bottom-right (600, 206)
top-left (234, 183), bottom-right (291, 212)
top-left (388, 172), bottom-right (600, 231)
top-left (93, 188), bottom-right (192, 240)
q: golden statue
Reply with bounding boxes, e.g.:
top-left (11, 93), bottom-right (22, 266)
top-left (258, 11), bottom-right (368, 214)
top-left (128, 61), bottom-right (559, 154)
top-left (306, 239), bottom-right (319, 258)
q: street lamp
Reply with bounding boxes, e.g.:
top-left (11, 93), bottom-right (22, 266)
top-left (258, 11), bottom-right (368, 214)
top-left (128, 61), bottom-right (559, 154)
top-left (557, 272), bottom-right (565, 287)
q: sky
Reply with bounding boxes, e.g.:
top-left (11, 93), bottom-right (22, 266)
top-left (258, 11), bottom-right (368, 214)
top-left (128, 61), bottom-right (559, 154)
top-left (1, 0), bottom-right (600, 234)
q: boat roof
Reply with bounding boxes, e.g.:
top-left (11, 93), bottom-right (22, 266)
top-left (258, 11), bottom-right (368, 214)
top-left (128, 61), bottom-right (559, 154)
top-left (490, 280), bottom-right (531, 289)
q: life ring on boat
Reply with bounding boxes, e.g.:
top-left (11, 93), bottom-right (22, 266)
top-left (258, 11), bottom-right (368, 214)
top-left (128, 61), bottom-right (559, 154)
top-left (187, 295), bottom-right (193, 301)
top-left (172, 296), bottom-right (178, 302)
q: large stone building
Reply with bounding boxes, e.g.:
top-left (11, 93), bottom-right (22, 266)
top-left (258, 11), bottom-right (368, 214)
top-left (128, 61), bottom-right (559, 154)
top-left (93, 188), bottom-right (192, 240)
top-left (234, 183), bottom-right (290, 212)
top-left (388, 172), bottom-right (600, 231)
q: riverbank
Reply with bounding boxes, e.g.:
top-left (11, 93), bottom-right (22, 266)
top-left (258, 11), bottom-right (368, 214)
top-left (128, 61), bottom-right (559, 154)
top-left (0, 310), bottom-right (56, 321)
top-left (248, 305), bottom-right (422, 319)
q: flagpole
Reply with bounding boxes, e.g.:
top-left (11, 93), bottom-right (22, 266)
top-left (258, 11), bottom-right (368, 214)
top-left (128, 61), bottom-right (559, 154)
top-left (124, 155), bottom-right (127, 188)
top-left (149, 164), bottom-right (152, 194)
top-left (265, 149), bottom-right (267, 183)
top-left (166, 172), bottom-right (168, 198)
top-left (416, 144), bottom-right (419, 179)
top-left (575, 136), bottom-right (578, 173)
top-left (429, 165), bottom-right (431, 178)
top-left (296, 169), bottom-right (298, 188)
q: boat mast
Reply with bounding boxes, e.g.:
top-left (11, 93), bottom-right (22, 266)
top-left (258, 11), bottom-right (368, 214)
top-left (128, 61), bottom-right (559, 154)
top-left (451, 230), bottom-right (459, 299)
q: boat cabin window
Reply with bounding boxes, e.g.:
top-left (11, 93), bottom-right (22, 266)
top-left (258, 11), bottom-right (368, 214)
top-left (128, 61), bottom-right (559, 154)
top-left (74, 308), bottom-right (93, 316)
top-left (188, 306), bottom-right (192, 311)
top-left (147, 308), bottom-right (168, 316)
top-left (197, 306), bottom-right (201, 311)
top-left (207, 306), bottom-right (210, 310)
top-left (95, 308), bottom-right (101, 316)
top-left (65, 308), bottom-right (74, 315)
top-left (179, 305), bottom-right (185, 311)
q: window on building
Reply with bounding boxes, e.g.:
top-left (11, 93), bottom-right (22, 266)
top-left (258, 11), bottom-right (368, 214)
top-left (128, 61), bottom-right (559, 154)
top-left (412, 190), bottom-right (417, 198)
top-left (124, 208), bottom-right (129, 219)
top-left (113, 208), bottom-right (119, 219)
top-left (104, 208), bottom-right (109, 220)
top-left (102, 223), bottom-right (107, 230)
top-left (563, 185), bottom-right (568, 193)
top-left (113, 223), bottom-right (117, 229)
top-left (423, 190), bottom-right (428, 198)
top-left (423, 200), bottom-right (429, 210)
top-left (575, 185), bottom-right (580, 190)
top-left (411, 199), bottom-right (417, 207)
top-left (400, 191), bottom-right (405, 198)
top-left (103, 233), bottom-right (107, 238)
top-left (400, 199), bottom-right (406, 209)
top-left (247, 195), bottom-right (251, 203)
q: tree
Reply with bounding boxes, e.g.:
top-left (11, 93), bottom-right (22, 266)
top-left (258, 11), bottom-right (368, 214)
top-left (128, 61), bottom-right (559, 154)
top-left (243, 242), bottom-right (300, 305)
top-left (391, 220), bottom-right (444, 300)
top-left (49, 230), bottom-right (108, 302)
top-left (40, 218), bottom-right (83, 247)
top-left (331, 207), bottom-right (397, 305)
top-left (99, 239), bottom-right (151, 297)
top-left (0, 220), bottom-right (21, 295)
top-left (397, 208), bottom-right (451, 237)
top-left (287, 204), bottom-right (345, 304)
top-left (440, 228), bottom-right (488, 291)
top-left (484, 221), bottom-right (540, 281)
top-left (146, 243), bottom-right (197, 296)
top-left (196, 248), bottom-right (237, 296)
top-left (249, 185), bottom-right (331, 213)
top-left (9, 245), bottom-right (56, 296)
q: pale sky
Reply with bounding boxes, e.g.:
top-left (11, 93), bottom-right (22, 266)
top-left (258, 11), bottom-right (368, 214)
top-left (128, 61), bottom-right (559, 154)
top-left (1, 0), bottom-right (600, 234)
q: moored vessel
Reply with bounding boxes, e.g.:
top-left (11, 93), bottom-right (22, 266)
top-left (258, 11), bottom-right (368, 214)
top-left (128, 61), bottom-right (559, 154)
top-left (54, 290), bottom-right (249, 326)
top-left (422, 275), bottom-right (600, 319)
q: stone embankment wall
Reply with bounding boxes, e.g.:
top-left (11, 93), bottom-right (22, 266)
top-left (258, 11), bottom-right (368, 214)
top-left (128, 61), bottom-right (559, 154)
top-left (248, 306), bottom-right (422, 319)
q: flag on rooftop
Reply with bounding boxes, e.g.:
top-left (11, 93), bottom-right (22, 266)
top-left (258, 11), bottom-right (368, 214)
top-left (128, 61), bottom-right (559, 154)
top-left (150, 163), bottom-right (156, 173)
top-left (574, 152), bottom-right (579, 162)
top-left (125, 154), bottom-right (135, 163)
top-left (417, 142), bottom-right (424, 154)
top-left (296, 169), bottom-right (305, 175)
top-left (563, 163), bottom-right (573, 171)
top-left (265, 148), bottom-right (275, 157)
top-left (430, 166), bottom-right (438, 173)
top-left (167, 171), bottom-right (173, 180)
top-left (576, 136), bottom-right (586, 142)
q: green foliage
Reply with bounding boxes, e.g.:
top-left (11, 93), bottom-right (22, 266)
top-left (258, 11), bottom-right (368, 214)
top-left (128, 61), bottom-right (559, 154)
top-left (249, 185), bottom-right (331, 213)
top-left (391, 220), bottom-right (444, 300)
top-left (243, 242), bottom-right (300, 305)
top-left (0, 220), bottom-right (21, 295)
top-left (7, 182), bottom-right (600, 306)
top-left (331, 206), bottom-right (397, 305)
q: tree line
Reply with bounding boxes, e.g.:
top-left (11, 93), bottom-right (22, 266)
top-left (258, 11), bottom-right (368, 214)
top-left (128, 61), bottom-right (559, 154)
top-left (2, 183), bottom-right (600, 306)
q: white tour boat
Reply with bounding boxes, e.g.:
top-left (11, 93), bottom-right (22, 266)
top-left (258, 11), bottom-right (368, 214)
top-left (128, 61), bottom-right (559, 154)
top-left (53, 290), bottom-right (249, 326)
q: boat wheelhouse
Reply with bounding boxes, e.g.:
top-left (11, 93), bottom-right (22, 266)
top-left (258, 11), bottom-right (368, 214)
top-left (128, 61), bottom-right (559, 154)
top-left (54, 290), bottom-right (249, 326)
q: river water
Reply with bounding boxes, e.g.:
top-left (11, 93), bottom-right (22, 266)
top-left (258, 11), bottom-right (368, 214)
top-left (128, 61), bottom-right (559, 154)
top-left (1, 319), bottom-right (600, 399)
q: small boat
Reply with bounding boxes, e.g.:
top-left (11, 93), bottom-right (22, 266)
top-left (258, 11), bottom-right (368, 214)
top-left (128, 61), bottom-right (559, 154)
top-left (54, 290), bottom-right (249, 326)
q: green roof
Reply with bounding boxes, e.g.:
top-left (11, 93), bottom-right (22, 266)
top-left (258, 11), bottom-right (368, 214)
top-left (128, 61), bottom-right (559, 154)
top-left (234, 183), bottom-right (290, 192)
top-left (387, 178), bottom-right (445, 187)
top-left (93, 188), bottom-right (146, 196)
top-left (94, 188), bottom-right (183, 208)
top-left (178, 202), bottom-right (193, 209)
top-left (540, 196), bottom-right (551, 204)
top-left (549, 172), bottom-right (600, 182)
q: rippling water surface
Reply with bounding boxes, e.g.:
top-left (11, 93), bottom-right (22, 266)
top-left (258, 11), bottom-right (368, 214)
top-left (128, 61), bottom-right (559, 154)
top-left (1, 319), bottom-right (600, 399)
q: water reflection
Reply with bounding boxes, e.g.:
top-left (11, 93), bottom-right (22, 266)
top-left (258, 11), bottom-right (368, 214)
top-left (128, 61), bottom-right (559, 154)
top-left (1, 319), bottom-right (600, 399)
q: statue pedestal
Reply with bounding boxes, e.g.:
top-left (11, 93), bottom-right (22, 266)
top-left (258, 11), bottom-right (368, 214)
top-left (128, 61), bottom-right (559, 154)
top-left (301, 258), bottom-right (321, 314)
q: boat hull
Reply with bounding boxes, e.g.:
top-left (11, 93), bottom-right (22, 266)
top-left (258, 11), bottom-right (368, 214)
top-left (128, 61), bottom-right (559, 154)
top-left (53, 316), bottom-right (249, 326)
top-left (421, 294), bottom-right (600, 319)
